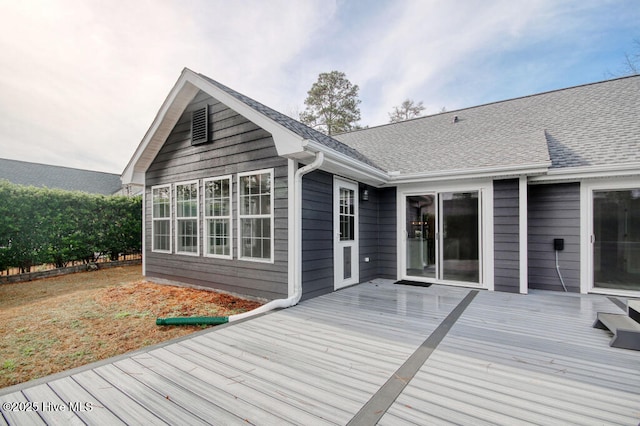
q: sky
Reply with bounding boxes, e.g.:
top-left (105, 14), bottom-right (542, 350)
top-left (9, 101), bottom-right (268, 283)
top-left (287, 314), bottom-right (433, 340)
top-left (0, 0), bottom-right (638, 175)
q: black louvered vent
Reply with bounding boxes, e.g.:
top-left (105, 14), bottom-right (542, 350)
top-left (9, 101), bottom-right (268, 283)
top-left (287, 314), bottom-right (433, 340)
top-left (191, 105), bottom-right (209, 145)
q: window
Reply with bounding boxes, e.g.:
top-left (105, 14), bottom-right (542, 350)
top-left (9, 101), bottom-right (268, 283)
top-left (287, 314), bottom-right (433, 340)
top-left (204, 176), bottom-right (232, 258)
top-left (191, 105), bottom-right (209, 145)
top-left (238, 169), bottom-right (273, 262)
top-left (152, 185), bottom-right (171, 253)
top-left (175, 181), bottom-right (199, 255)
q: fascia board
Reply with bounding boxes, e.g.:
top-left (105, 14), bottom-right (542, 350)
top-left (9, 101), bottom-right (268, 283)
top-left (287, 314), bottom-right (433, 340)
top-left (388, 162), bottom-right (551, 185)
top-left (122, 71), bottom-right (199, 185)
top-left (301, 139), bottom-right (389, 186)
top-left (529, 162), bottom-right (640, 183)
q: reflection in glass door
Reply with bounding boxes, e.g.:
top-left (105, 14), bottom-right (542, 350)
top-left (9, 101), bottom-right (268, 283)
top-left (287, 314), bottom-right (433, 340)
top-left (441, 192), bottom-right (479, 283)
top-left (406, 192), bottom-right (480, 284)
top-left (406, 195), bottom-right (436, 278)
top-left (593, 189), bottom-right (640, 291)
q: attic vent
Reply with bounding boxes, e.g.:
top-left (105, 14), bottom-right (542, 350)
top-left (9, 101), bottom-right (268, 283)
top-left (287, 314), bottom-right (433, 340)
top-left (191, 105), bottom-right (209, 145)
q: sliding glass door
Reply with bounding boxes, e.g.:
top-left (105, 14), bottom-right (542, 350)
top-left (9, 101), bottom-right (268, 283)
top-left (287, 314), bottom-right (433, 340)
top-left (406, 195), bottom-right (436, 279)
top-left (441, 192), bottom-right (480, 283)
top-left (593, 189), bottom-right (640, 291)
top-left (406, 191), bottom-right (480, 284)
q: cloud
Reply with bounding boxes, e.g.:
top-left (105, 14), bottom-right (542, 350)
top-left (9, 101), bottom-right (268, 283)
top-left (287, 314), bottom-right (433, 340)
top-left (0, 0), bottom-right (637, 172)
top-left (0, 0), bottom-right (334, 172)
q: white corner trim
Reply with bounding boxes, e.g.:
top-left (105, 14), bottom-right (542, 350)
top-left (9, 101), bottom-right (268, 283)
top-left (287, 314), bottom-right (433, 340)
top-left (519, 176), bottom-right (528, 294)
top-left (287, 159), bottom-right (296, 298)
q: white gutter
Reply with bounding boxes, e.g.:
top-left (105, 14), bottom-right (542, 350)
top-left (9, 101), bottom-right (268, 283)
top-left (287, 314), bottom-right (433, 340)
top-left (388, 162), bottom-right (551, 184)
top-left (302, 139), bottom-right (388, 186)
top-left (529, 162), bottom-right (640, 183)
top-left (228, 151), bottom-right (325, 322)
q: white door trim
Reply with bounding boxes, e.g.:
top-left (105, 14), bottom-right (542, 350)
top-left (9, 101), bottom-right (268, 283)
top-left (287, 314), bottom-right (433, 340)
top-left (581, 177), bottom-right (640, 296)
top-left (334, 177), bottom-right (359, 290)
top-left (396, 179), bottom-right (494, 290)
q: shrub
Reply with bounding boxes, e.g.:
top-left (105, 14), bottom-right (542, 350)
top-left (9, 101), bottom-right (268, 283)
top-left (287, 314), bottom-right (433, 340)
top-left (0, 180), bottom-right (141, 273)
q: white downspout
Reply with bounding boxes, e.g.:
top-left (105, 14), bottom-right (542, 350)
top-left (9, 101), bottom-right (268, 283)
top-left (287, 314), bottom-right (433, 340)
top-left (228, 151), bottom-right (324, 322)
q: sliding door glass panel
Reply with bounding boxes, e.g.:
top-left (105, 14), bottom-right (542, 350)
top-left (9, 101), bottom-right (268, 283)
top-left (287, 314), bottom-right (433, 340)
top-left (406, 195), bottom-right (436, 278)
top-left (593, 189), bottom-right (640, 291)
top-left (441, 192), bottom-right (479, 283)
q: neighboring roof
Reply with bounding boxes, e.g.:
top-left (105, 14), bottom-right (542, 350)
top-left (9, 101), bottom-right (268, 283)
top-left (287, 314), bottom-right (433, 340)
top-left (0, 158), bottom-right (122, 195)
top-left (335, 75), bottom-right (640, 178)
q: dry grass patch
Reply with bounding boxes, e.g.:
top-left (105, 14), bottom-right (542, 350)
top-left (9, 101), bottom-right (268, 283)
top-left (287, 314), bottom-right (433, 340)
top-left (0, 265), bottom-right (262, 388)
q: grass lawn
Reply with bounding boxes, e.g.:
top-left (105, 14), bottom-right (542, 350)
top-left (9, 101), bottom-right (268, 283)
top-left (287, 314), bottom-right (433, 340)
top-left (0, 265), bottom-right (262, 389)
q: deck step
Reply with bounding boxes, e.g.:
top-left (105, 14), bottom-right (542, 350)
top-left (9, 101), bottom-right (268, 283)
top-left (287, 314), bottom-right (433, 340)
top-left (593, 312), bottom-right (640, 351)
top-left (628, 299), bottom-right (640, 323)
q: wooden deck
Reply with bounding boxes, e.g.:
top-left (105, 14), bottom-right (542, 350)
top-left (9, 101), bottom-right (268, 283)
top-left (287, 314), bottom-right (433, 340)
top-left (1, 281), bottom-right (638, 425)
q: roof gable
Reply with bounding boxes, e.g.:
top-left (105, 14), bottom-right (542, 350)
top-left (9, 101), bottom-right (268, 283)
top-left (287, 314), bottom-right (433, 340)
top-left (122, 68), bottom-right (383, 186)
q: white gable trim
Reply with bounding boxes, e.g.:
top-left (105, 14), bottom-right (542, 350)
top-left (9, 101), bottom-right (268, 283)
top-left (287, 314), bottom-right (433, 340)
top-left (122, 68), bottom-right (307, 186)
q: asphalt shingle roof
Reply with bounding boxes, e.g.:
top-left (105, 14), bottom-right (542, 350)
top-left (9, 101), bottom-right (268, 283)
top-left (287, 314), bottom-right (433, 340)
top-left (0, 158), bottom-right (122, 195)
top-left (335, 75), bottom-right (640, 175)
top-left (197, 73), bottom-right (383, 170)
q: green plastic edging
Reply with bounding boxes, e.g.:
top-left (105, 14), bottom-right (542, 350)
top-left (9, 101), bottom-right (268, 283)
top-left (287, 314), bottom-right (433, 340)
top-left (156, 316), bottom-right (229, 326)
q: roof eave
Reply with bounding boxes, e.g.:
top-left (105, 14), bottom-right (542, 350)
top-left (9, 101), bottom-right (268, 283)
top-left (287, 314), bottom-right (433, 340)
top-left (529, 162), bottom-right (640, 183)
top-left (388, 162), bottom-right (551, 185)
top-left (301, 139), bottom-right (389, 187)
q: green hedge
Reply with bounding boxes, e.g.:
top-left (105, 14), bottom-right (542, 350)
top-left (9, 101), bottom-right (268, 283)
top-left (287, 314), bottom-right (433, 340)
top-left (0, 180), bottom-right (142, 273)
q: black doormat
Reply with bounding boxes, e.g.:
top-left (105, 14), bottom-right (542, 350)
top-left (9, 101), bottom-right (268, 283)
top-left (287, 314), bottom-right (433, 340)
top-left (394, 280), bottom-right (433, 287)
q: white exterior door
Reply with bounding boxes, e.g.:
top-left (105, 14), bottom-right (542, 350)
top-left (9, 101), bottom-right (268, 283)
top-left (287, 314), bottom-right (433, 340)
top-left (334, 178), bottom-right (359, 289)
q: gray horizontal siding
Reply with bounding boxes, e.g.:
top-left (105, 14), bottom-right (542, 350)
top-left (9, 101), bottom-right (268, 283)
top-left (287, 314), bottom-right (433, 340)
top-left (301, 174), bottom-right (397, 300)
top-left (145, 90), bottom-right (289, 300)
top-left (527, 182), bottom-right (581, 292)
top-left (376, 187), bottom-right (397, 279)
top-left (493, 179), bottom-right (520, 293)
top-left (359, 185), bottom-right (379, 282)
top-left (301, 170), bottom-right (334, 301)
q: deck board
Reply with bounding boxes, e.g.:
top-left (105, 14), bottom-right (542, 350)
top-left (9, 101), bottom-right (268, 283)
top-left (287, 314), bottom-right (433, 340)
top-left (0, 391), bottom-right (45, 426)
top-left (130, 351), bottom-right (291, 425)
top-left (381, 290), bottom-right (640, 426)
top-left (71, 370), bottom-right (167, 425)
top-left (1, 281), bottom-right (639, 425)
top-left (45, 376), bottom-right (125, 425)
top-left (21, 385), bottom-right (85, 426)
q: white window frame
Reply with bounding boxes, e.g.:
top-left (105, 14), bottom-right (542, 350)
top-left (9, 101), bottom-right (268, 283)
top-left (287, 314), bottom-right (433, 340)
top-left (151, 184), bottom-right (172, 253)
top-left (203, 175), bottom-right (233, 259)
top-left (581, 176), bottom-right (640, 296)
top-left (237, 169), bottom-right (274, 263)
top-left (174, 180), bottom-right (200, 256)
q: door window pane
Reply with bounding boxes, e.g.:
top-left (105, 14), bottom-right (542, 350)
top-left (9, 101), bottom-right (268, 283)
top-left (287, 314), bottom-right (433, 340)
top-left (340, 188), bottom-right (355, 241)
top-left (406, 195), bottom-right (436, 278)
top-left (593, 189), bottom-right (640, 291)
top-left (441, 192), bottom-right (479, 283)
